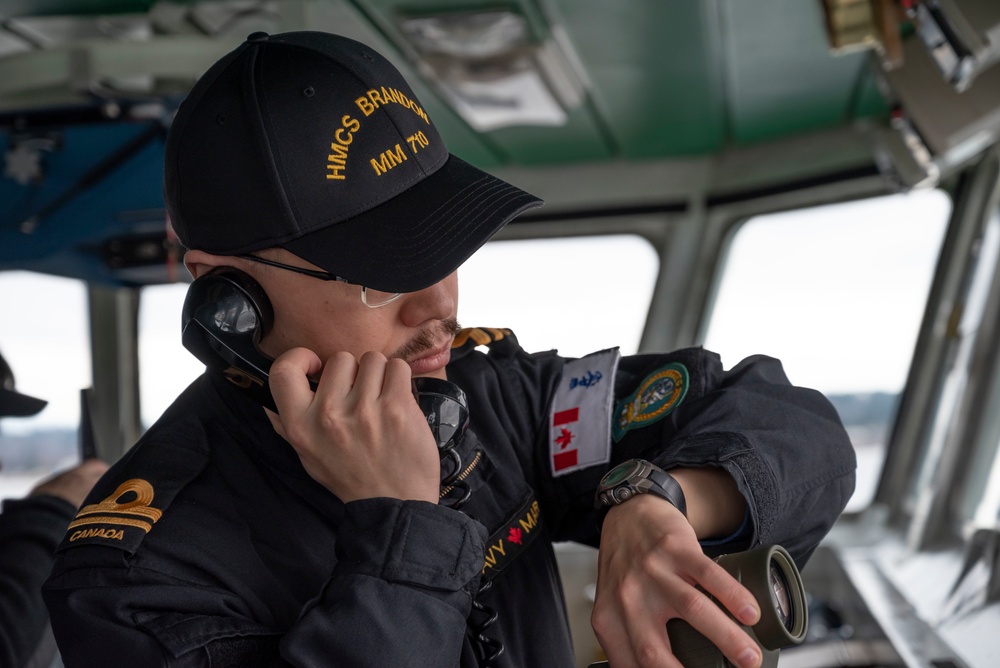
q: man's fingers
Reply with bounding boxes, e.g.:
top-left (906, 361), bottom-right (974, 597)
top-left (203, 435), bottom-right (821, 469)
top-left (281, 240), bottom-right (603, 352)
top-left (268, 347), bottom-right (325, 416)
top-left (696, 559), bottom-right (760, 626)
top-left (621, 609), bottom-right (685, 668)
top-left (591, 607), bottom-right (632, 668)
top-left (313, 350), bottom-right (358, 402)
top-left (592, 605), bottom-right (650, 668)
top-left (350, 351), bottom-right (389, 401)
top-left (382, 357), bottom-right (412, 388)
top-left (670, 583), bottom-right (761, 668)
top-left (617, 554), bottom-right (762, 668)
top-left (594, 574), bottom-right (684, 668)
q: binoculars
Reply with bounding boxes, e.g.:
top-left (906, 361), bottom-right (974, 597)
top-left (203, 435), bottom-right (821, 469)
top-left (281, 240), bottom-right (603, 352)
top-left (588, 545), bottom-right (807, 668)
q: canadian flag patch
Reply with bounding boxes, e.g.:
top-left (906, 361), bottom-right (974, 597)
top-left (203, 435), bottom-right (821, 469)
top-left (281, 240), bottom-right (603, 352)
top-left (549, 348), bottom-right (620, 476)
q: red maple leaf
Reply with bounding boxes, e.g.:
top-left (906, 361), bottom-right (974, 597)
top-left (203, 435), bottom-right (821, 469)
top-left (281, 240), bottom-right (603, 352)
top-left (555, 428), bottom-right (575, 450)
top-left (507, 527), bottom-right (523, 544)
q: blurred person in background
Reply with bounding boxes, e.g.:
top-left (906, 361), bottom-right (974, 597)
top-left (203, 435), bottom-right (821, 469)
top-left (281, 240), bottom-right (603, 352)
top-left (0, 350), bottom-right (107, 667)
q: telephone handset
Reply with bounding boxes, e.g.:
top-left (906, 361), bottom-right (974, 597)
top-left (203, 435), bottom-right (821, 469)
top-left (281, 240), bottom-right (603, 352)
top-left (180, 266), bottom-right (470, 454)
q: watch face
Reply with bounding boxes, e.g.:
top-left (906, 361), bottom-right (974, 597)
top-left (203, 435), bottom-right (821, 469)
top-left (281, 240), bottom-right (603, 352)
top-left (601, 460), bottom-right (640, 487)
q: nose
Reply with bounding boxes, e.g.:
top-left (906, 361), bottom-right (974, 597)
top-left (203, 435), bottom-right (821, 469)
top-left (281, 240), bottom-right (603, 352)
top-left (399, 271), bottom-right (458, 327)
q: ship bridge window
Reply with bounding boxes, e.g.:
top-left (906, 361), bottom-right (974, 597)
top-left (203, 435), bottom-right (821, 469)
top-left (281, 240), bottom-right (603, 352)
top-left (0, 271), bottom-right (89, 499)
top-left (703, 189), bottom-right (952, 513)
top-left (138, 283), bottom-right (212, 428)
top-left (958, 209), bottom-right (1000, 529)
top-left (458, 234), bottom-right (659, 357)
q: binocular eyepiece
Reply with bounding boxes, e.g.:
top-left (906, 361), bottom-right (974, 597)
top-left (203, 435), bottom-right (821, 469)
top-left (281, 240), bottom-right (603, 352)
top-left (589, 545), bottom-right (808, 668)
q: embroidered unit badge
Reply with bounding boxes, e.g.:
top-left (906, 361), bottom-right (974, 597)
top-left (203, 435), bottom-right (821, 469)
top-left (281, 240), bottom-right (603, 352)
top-left (612, 363), bottom-right (689, 442)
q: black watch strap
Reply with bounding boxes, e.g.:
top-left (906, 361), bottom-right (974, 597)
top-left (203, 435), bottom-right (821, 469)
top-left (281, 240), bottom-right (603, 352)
top-left (644, 467), bottom-right (687, 517)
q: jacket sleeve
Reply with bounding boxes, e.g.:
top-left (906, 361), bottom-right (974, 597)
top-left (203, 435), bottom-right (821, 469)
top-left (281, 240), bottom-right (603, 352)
top-left (279, 499), bottom-right (486, 666)
top-left (512, 346), bottom-right (856, 567)
top-left (43, 499), bottom-right (486, 668)
top-left (0, 494), bottom-right (76, 668)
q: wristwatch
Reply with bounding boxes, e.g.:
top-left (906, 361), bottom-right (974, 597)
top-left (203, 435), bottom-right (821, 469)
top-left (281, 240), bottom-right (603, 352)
top-left (595, 459), bottom-right (687, 517)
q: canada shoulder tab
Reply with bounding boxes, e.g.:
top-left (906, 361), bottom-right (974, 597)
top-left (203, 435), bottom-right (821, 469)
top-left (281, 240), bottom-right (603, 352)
top-left (56, 440), bottom-right (207, 555)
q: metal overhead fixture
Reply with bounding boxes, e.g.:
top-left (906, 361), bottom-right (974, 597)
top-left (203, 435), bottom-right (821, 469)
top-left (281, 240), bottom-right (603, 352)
top-left (906, 0), bottom-right (1000, 93)
top-left (396, 9), bottom-right (586, 132)
top-left (0, 2), bottom-right (280, 114)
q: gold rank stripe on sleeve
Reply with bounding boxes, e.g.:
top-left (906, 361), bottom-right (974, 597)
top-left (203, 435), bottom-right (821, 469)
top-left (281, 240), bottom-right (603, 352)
top-left (448, 327), bottom-right (523, 362)
top-left (68, 478), bottom-right (163, 534)
top-left (452, 327), bottom-right (513, 349)
top-left (67, 515), bottom-right (156, 532)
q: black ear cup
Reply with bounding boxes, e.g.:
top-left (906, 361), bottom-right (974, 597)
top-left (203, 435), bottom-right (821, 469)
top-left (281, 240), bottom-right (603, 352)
top-left (411, 376), bottom-right (470, 453)
top-left (182, 267), bottom-right (274, 341)
top-left (181, 267), bottom-right (282, 411)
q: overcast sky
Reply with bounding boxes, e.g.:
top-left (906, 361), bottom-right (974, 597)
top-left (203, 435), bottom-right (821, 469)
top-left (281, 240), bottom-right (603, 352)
top-left (704, 188), bottom-right (951, 394)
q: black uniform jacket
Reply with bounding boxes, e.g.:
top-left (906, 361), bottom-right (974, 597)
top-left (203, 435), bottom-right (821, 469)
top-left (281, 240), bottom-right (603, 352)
top-left (43, 329), bottom-right (855, 667)
top-left (0, 494), bottom-right (76, 668)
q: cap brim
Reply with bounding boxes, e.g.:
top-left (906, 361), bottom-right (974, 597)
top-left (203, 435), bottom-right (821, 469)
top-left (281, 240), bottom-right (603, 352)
top-left (283, 155), bottom-right (542, 293)
top-left (0, 388), bottom-right (47, 417)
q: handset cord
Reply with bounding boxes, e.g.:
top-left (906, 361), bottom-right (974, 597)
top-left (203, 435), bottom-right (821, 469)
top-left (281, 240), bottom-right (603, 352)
top-left (438, 446), bottom-right (505, 667)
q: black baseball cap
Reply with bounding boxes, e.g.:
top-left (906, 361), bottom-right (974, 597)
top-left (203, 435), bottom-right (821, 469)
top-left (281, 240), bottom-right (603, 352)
top-left (165, 31), bottom-right (542, 293)
top-left (0, 352), bottom-right (46, 418)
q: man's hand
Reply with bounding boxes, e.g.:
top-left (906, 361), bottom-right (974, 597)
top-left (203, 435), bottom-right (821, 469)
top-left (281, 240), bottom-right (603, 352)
top-left (591, 494), bottom-right (762, 668)
top-left (265, 347), bottom-right (441, 504)
top-left (30, 458), bottom-right (110, 508)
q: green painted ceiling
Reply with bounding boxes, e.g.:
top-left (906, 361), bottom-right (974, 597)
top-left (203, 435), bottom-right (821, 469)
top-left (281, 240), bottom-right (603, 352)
top-left (0, 0), bottom-right (887, 168)
top-left (0, 0), bottom-right (912, 286)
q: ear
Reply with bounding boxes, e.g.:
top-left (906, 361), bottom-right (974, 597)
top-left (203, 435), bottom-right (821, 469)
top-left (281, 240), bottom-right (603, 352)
top-left (183, 250), bottom-right (233, 280)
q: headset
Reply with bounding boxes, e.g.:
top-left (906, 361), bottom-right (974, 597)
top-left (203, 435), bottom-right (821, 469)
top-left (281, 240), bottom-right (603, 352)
top-left (180, 266), bottom-right (470, 454)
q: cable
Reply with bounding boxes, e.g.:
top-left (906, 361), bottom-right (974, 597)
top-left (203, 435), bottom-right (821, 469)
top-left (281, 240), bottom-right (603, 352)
top-left (436, 445), bottom-right (504, 665)
top-left (469, 579), bottom-right (505, 667)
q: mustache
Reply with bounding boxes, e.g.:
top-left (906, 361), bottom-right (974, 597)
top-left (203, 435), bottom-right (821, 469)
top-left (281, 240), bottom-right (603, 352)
top-left (393, 318), bottom-right (462, 361)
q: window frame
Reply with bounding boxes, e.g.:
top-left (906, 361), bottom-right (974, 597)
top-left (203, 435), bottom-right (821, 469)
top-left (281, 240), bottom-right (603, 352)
top-left (879, 152), bottom-right (1000, 547)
